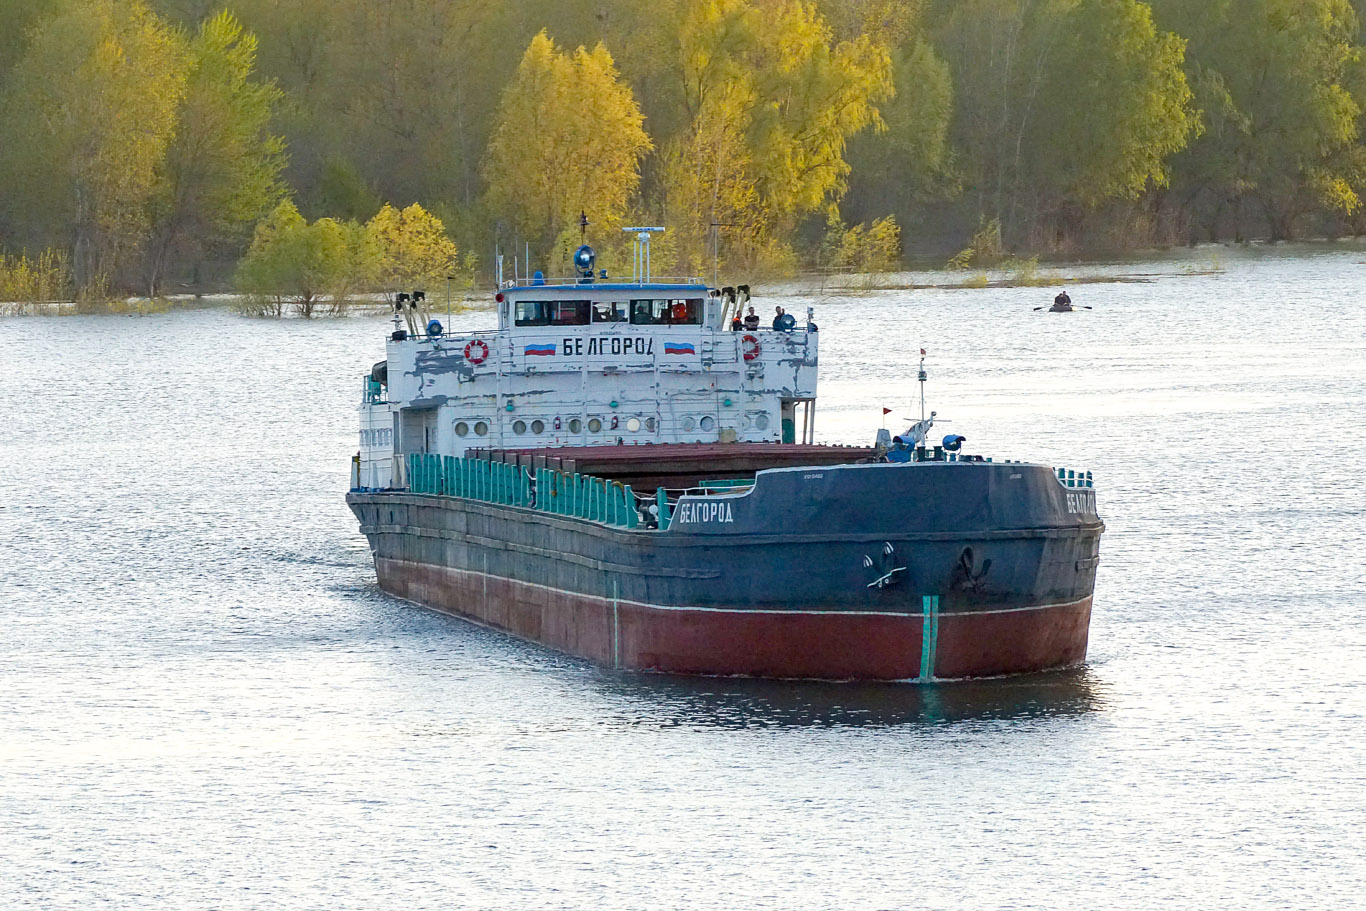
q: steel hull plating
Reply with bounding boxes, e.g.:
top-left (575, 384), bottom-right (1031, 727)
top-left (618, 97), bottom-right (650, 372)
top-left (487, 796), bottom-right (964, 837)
top-left (348, 462), bottom-right (1104, 681)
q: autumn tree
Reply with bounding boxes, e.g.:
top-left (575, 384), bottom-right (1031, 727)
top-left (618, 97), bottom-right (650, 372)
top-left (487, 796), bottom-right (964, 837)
top-left (365, 203), bottom-right (465, 293)
top-left (0, 0), bottom-right (189, 289)
top-left (143, 11), bottom-right (287, 296)
top-left (660, 0), bottom-right (893, 272)
top-left (482, 31), bottom-right (652, 254)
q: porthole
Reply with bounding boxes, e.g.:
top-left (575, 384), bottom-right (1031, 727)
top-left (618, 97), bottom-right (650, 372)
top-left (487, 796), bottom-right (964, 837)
top-left (645, 417), bottom-right (656, 433)
top-left (531, 419), bottom-right (545, 434)
top-left (754, 413), bottom-right (770, 431)
top-left (588, 417), bottom-right (603, 433)
top-left (700, 416), bottom-right (715, 432)
top-left (513, 420), bottom-right (527, 435)
top-left (569, 418), bottom-right (583, 433)
top-left (454, 421), bottom-right (470, 437)
top-left (681, 416), bottom-right (696, 432)
top-left (474, 421), bottom-right (489, 436)
top-left (626, 417), bottom-right (641, 432)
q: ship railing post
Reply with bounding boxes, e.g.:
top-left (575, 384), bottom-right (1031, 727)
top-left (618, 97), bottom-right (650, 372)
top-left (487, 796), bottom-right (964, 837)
top-left (656, 487), bottom-right (671, 530)
top-left (623, 485), bottom-right (638, 528)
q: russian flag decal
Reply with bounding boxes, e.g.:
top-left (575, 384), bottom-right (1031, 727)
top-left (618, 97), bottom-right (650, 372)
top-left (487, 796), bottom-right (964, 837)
top-left (524, 344), bottom-right (556, 356)
top-left (664, 342), bottom-right (696, 355)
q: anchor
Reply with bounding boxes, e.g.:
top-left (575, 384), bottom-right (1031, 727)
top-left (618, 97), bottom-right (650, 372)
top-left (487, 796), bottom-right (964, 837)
top-left (863, 542), bottom-right (907, 589)
top-left (952, 546), bottom-right (992, 593)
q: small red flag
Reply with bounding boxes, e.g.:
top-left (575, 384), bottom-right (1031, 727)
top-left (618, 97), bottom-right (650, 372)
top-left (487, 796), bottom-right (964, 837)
top-left (920, 348), bottom-right (927, 356)
top-left (882, 407), bottom-right (893, 415)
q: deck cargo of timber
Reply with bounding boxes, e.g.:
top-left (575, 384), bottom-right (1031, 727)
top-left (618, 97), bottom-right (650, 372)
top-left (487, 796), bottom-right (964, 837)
top-left (347, 238), bottom-right (1104, 681)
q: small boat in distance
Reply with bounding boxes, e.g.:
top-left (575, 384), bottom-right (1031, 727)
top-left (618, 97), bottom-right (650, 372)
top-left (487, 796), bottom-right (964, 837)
top-left (346, 235), bottom-right (1104, 681)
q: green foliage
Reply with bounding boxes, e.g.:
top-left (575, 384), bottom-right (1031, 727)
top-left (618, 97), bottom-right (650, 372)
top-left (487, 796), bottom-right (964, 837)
top-left (948, 217), bottom-right (1005, 270)
top-left (0, 0), bottom-right (190, 290)
top-left (8, 0), bottom-right (1366, 295)
top-left (235, 200), bottom-right (366, 316)
top-left (144, 10), bottom-right (286, 295)
top-left (1150, 0), bottom-right (1365, 239)
top-left (938, 0), bottom-right (1198, 245)
top-left (482, 31), bottom-right (652, 251)
top-left (318, 157), bottom-right (383, 223)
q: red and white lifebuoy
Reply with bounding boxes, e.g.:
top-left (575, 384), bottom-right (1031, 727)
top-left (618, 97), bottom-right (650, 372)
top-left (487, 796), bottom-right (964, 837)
top-left (464, 339), bottom-right (489, 365)
top-left (741, 334), bottom-right (761, 361)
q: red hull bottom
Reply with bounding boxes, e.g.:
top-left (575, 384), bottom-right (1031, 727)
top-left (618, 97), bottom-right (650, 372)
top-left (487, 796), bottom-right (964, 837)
top-left (375, 557), bottom-right (1091, 681)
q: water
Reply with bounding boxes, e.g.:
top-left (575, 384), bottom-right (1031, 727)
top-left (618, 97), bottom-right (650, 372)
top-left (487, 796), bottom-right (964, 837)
top-left (2, 244), bottom-right (1364, 909)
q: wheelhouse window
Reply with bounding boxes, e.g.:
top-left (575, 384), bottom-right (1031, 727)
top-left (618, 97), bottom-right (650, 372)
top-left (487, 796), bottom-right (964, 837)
top-left (592, 301), bottom-right (628, 323)
top-left (550, 300), bottom-right (590, 325)
top-left (514, 300), bottom-right (550, 326)
top-left (629, 298), bottom-right (703, 325)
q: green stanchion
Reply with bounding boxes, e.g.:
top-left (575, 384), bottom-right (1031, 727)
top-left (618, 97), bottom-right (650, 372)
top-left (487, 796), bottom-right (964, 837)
top-left (623, 485), bottom-right (638, 528)
top-left (656, 487), bottom-right (671, 530)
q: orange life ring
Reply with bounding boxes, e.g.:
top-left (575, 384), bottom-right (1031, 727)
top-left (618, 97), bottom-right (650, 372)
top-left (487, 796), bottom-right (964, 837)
top-left (464, 339), bottom-right (489, 364)
top-left (741, 334), bottom-right (761, 361)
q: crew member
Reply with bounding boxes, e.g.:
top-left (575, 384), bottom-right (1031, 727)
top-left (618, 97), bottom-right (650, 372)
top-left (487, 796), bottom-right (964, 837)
top-left (730, 311), bottom-right (743, 331)
top-left (772, 306), bottom-right (786, 330)
top-left (743, 307), bottom-right (760, 330)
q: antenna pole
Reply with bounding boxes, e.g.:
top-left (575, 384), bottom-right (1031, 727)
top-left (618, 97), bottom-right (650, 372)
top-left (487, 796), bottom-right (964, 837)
top-left (919, 349), bottom-right (927, 426)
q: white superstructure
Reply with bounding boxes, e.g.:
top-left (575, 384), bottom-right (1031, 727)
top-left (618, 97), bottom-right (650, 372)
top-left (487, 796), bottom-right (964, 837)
top-left (356, 273), bottom-right (819, 490)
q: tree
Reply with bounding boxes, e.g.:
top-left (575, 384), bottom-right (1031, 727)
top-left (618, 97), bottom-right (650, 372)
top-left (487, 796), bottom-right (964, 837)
top-left (482, 30), bottom-right (652, 252)
top-left (1149, 0), bottom-right (1365, 240)
top-left (144, 11), bottom-right (286, 295)
top-left (365, 203), bottom-right (464, 293)
top-left (936, 0), bottom-right (1198, 247)
top-left (0, 0), bottom-right (189, 289)
top-left (661, 0), bottom-right (894, 272)
top-left (236, 200), bottom-right (366, 316)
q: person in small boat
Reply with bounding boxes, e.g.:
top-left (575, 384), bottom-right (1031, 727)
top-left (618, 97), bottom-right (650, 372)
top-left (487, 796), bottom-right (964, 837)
top-left (743, 307), bottom-right (760, 330)
top-left (1053, 290), bottom-right (1072, 309)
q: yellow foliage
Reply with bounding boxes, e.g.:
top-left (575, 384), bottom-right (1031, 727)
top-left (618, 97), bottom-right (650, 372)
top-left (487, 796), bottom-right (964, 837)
top-left (2, 0), bottom-right (190, 286)
top-left (365, 203), bottom-right (462, 292)
top-left (0, 249), bottom-right (74, 310)
top-left (483, 31), bottom-right (652, 248)
top-left (662, 0), bottom-right (893, 272)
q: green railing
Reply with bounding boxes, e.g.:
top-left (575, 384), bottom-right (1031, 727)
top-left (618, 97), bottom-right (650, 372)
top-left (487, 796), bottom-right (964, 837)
top-left (405, 453), bottom-right (643, 529)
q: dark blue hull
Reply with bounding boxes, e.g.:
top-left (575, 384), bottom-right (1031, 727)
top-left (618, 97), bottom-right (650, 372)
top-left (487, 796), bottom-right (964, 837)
top-left (348, 461), bottom-right (1103, 680)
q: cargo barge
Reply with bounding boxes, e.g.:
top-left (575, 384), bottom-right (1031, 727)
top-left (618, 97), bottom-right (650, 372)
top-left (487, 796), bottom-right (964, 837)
top-left (347, 241), bottom-right (1103, 681)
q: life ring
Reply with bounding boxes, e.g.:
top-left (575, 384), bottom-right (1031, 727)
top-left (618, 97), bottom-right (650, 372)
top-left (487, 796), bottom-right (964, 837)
top-left (741, 334), bottom-right (761, 361)
top-left (464, 339), bottom-right (489, 364)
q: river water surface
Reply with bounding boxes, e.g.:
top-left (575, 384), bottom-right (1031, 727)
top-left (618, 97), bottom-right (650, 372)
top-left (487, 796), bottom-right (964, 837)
top-left (2, 245), bottom-right (1364, 909)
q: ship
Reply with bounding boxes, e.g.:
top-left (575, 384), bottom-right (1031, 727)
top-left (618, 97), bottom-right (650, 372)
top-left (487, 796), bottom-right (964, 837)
top-left (346, 236), bottom-right (1104, 681)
